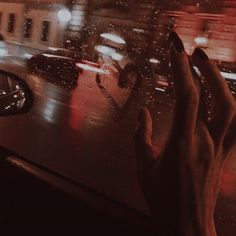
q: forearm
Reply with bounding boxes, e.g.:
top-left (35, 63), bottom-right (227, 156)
top-left (154, 208), bottom-right (217, 236)
top-left (160, 222), bottom-right (217, 236)
top-left (140, 158), bottom-right (218, 236)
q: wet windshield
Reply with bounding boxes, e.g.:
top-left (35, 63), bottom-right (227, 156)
top-left (0, 0), bottom-right (235, 233)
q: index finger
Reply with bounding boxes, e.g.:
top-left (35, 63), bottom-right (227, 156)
top-left (168, 32), bottom-right (199, 137)
top-left (192, 48), bottom-right (235, 143)
top-left (192, 48), bottom-right (235, 109)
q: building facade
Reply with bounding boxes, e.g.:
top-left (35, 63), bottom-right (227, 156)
top-left (0, 0), bottom-right (235, 64)
top-left (65, 0), bottom-right (236, 64)
top-left (0, 0), bottom-right (71, 56)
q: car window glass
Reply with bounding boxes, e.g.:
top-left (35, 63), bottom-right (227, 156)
top-left (0, 1), bottom-right (235, 232)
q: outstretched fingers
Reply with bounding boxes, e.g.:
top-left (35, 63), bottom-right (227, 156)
top-left (168, 32), bottom-right (199, 137)
top-left (190, 58), bottom-right (209, 123)
top-left (192, 48), bottom-right (236, 146)
top-left (134, 108), bottom-right (156, 172)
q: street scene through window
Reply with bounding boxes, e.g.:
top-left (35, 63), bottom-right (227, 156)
top-left (0, 0), bottom-right (235, 235)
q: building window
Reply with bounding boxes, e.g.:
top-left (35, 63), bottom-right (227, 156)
top-left (23, 18), bottom-right (33, 38)
top-left (41, 21), bottom-right (50, 42)
top-left (8, 13), bottom-right (16, 33)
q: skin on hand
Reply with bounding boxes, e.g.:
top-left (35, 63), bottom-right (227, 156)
top-left (134, 32), bottom-right (236, 236)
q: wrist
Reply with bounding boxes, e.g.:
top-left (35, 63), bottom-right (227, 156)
top-left (154, 209), bottom-right (217, 236)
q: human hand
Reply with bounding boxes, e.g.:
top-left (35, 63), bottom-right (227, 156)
top-left (134, 32), bottom-right (236, 236)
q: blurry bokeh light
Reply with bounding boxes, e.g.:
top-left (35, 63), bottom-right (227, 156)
top-left (194, 37), bottom-right (208, 46)
top-left (57, 10), bottom-right (72, 22)
top-left (111, 53), bottom-right (123, 61)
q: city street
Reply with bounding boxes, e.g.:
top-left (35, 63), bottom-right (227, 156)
top-left (0, 57), bottom-right (236, 234)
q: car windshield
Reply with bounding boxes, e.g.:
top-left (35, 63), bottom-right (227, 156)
top-left (0, 0), bottom-right (235, 233)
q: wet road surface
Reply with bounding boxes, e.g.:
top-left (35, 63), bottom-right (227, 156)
top-left (0, 60), bottom-right (235, 234)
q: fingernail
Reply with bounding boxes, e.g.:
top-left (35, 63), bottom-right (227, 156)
top-left (168, 31), bottom-right (184, 53)
top-left (193, 48), bottom-right (209, 61)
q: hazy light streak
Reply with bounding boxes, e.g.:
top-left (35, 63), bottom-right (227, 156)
top-left (194, 37), bottom-right (208, 45)
top-left (76, 63), bottom-right (110, 74)
top-left (149, 58), bottom-right (160, 64)
top-left (42, 54), bottom-right (71, 60)
top-left (221, 72), bottom-right (236, 80)
top-left (155, 87), bottom-right (166, 92)
top-left (24, 53), bottom-right (33, 59)
top-left (157, 80), bottom-right (169, 86)
top-left (111, 53), bottom-right (123, 61)
top-left (48, 47), bottom-right (58, 51)
top-left (194, 66), bottom-right (236, 81)
top-left (95, 45), bottom-right (115, 55)
top-left (100, 33), bottom-right (126, 44)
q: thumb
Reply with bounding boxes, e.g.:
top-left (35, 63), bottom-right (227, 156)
top-left (135, 108), bottom-right (153, 146)
top-left (134, 108), bottom-right (155, 171)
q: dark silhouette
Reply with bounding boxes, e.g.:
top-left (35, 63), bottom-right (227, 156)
top-left (134, 32), bottom-right (236, 236)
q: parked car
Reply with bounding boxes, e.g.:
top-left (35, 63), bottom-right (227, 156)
top-left (26, 48), bottom-right (83, 84)
top-left (78, 32), bottom-right (147, 91)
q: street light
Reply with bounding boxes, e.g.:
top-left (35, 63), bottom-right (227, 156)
top-left (57, 10), bottom-right (72, 22)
